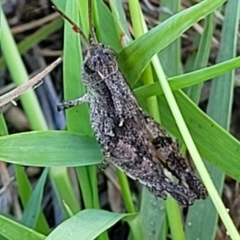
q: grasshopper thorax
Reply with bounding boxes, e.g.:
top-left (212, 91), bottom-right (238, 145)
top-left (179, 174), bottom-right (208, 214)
top-left (82, 44), bottom-right (118, 86)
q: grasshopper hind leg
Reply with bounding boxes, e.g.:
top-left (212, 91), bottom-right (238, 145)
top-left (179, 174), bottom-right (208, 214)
top-left (149, 176), bottom-right (197, 206)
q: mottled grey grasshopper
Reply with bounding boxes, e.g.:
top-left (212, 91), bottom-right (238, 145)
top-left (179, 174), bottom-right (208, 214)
top-left (55, 1), bottom-right (207, 205)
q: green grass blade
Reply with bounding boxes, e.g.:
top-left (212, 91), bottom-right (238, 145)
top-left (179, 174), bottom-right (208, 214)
top-left (1, 7), bottom-right (51, 234)
top-left (158, 0), bottom-right (181, 76)
top-left (207, 2), bottom-right (239, 126)
top-left (14, 165), bottom-right (50, 234)
top-left (0, 18), bottom-right (63, 70)
top-left (95, 0), bottom-right (121, 51)
top-left (186, 1), bottom-right (240, 239)
top-left (21, 168), bottom-right (49, 228)
top-left (185, 13), bottom-right (214, 103)
top-left (140, 190), bottom-right (167, 240)
top-left (0, 131), bottom-right (101, 166)
top-left (109, 0), bottom-right (131, 42)
top-left (0, 214), bottom-right (45, 240)
top-left (46, 210), bottom-right (130, 240)
top-left (0, 115), bottom-right (8, 135)
top-left (128, 1), bottom-right (166, 239)
top-left (160, 91), bottom-right (240, 182)
top-left (0, 8), bottom-right (47, 130)
top-left (152, 55), bottom-right (239, 239)
top-left (134, 56), bottom-right (240, 99)
top-left (183, 10), bottom-right (216, 240)
top-left (55, 1), bottom-right (95, 210)
top-left (158, 1), bottom-right (185, 239)
top-left (116, 170), bottom-right (135, 213)
top-left (166, 198), bottom-right (185, 240)
top-left (118, 0), bottom-right (226, 84)
top-left (49, 167), bottom-right (81, 218)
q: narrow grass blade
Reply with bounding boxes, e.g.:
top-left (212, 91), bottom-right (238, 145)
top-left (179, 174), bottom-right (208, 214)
top-left (50, 167), bottom-right (80, 218)
top-left (158, 1), bottom-right (185, 239)
top-left (15, 165), bottom-right (50, 234)
top-left (21, 168), bottom-right (49, 228)
top-left (134, 56), bottom-right (240, 99)
top-left (185, 13), bottom-right (214, 103)
top-left (0, 8), bottom-right (47, 130)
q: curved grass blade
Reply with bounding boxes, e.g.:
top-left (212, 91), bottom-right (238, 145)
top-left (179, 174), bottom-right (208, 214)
top-left (46, 210), bottom-right (131, 240)
top-left (118, 0), bottom-right (226, 84)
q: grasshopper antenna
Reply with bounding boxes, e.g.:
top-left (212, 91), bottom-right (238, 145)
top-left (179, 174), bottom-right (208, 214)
top-left (88, 0), bottom-right (98, 45)
top-left (52, 5), bottom-right (90, 48)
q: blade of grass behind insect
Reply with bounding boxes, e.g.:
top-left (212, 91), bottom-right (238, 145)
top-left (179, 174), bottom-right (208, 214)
top-left (157, 1), bottom-right (185, 239)
top-left (128, 1), bottom-right (167, 239)
top-left (118, 0), bottom-right (226, 85)
top-left (186, 1), bottom-right (240, 239)
top-left (158, 0), bottom-right (182, 76)
top-left (55, 1), bottom-right (108, 239)
top-left (79, 3), bottom-right (110, 228)
top-left (109, 0), bottom-right (132, 42)
top-left (134, 56), bottom-right (240, 99)
top-left (0, 8), bottom-right (50, 234)
top-left (152, 54), bottom-right (239, 239)
top-left (129, 1), bottom-right (160, 120)
top-left (95, 0), bottom-right (122, 51)
top-left (93, 0), bottom-right (136, 228)
top-left (106, 0), bottom-right (136, 218)
top-left (56, 0), bottom-right (95, 209)
top-left (116, 171), bottom-right (136, 213)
